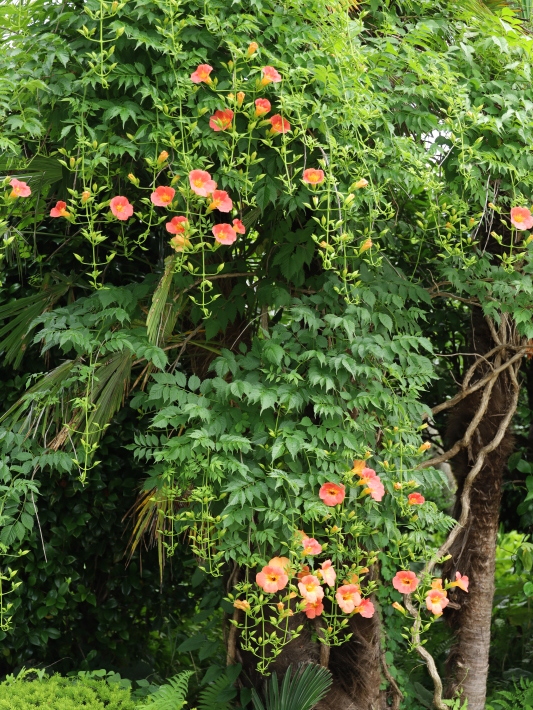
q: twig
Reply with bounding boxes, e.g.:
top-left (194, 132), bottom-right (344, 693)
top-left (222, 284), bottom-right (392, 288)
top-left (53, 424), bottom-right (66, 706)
top-left (31, 465), bottom-right (47, 563)
top-left (404, 596), bottom-right (447, 710)
top-left (428, 348), bottom-right (526, 419)
top-left (317, 146), bottom-right (343, 230)
top-left (169, 324), bottom-right (204, 372)
top-left (176, 272), bottom-right (254, 300)
top-left (419, 364), bottom-right (499, 469)
top-left (380, 646), bottom-right (403, 710)
top-left (430, 291), bottom-right (481, 306)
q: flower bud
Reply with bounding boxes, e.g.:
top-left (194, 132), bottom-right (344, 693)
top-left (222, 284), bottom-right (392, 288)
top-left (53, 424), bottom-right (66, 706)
top-left (157, 150), bottom-right (169, 164)
top-left (81, 191), bottom-right (91, 203)
top-left (127, 173), bottom-right (139, 186)
top-left (359, 238), bottom-right (373, 254)
top-left (247, 41), bottom-right (259, 56)
top-left (237, 91), bottom-right (245, 107)
top-left (353, 178), bottom-right (368, 189)
top-left (418, 442), bottom-right (431, 453)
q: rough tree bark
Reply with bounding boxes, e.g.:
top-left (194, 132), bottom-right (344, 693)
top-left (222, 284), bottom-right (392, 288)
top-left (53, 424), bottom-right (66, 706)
top-left (442, 311), bottom-right (519, 710)
top-left (235, 600), bottom-right (387, 710)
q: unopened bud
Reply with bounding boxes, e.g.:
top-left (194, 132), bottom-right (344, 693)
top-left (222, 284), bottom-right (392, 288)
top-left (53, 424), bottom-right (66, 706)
top-left (247, 41), bottom-right (259, 56)
top-left (69, 157), bottom-right (76, 168)
top-left (127, 173), bottom-right (139, 186)
top-left (157, 150), bottom-right (169, 164)
top-left (353, 178), bottom-right (368, 189)
top-left (81, 190), bottom-right (91, 203)
top-left (359, 238), bottom-right (373, 254)
top-left (418, 442), bottom-right (431, 453)
top-left (237, 91), bottom-right (245, 107)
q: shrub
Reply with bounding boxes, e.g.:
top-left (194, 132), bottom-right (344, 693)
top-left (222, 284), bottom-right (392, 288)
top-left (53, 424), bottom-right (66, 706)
top-left (0, 673), bottom-right (135, 710)
top-left (487, 677), bottom-right (533, 710)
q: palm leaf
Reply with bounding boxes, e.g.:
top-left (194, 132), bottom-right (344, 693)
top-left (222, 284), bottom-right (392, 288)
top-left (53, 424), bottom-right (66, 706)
top-left (0, 358), bottom-right (78, 435)
top-left (48, 349), bottom-right (133, 451)
top-left (0, 280), bottom-right (70, 367)
top-left (1, 349), bottom-right (132, 457)
top-left (251, 664), bottom-right (332, 710)
top-left (147, 254), bottom-right (177, 346)
top-left (124, 486), bottom-right (176, 582)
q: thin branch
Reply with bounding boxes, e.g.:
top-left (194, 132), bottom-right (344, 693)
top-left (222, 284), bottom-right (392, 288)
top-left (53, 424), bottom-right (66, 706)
top-left (419, 364), bottom-right (499, 469)
top-left (404, 595), bottom-right (447, 710)
top-left (428, 348), bottom-right (526, 419)
top-left (462, 343), bottom-right (503, 390)
top-left (380, 646), bottom-right (403, 710)
top-left (428, 360), bottom-right (520, 576)
top-left (430, 291), bottom-right (481, 306)
top-left (176, 272), bottom-right (254, 301)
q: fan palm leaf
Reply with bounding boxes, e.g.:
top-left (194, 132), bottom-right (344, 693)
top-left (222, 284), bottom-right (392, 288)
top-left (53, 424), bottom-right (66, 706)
top-left (251, 663), bottom-right (332, 710)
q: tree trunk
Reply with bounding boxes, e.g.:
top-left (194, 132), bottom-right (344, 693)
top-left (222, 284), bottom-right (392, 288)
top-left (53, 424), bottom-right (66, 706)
top-left (443, 311), bottom-right (517, 710)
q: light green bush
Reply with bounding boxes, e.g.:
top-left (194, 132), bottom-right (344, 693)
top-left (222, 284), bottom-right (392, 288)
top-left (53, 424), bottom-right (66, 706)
top-left (0, 674), bottom-right (135, 710)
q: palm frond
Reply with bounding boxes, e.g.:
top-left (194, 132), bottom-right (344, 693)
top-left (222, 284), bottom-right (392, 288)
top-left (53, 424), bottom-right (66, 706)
top-left (1, 349), bottom-right (132, 457)
top-left (147, 255), bottom-right (178, 346)
top-left (0, 280), bottom-right (70, 367)
top-left (124, 486), bottom-right (177, 581)
top-left (0, 359), bottom-right (78, 435)
top-left (251, 664), bottom-right (332, 710)
top-left (48, 349), bottom-right (133, 450)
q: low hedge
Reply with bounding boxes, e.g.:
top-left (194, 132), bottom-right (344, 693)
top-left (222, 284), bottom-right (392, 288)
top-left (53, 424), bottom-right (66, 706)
top-left (0, 674), bottom-right (135, 709)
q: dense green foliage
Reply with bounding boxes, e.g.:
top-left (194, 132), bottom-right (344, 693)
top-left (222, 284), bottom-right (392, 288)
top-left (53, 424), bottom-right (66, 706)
top-left (3, 0), bottom-right (533, 706)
